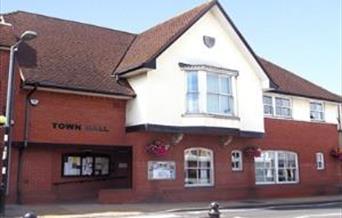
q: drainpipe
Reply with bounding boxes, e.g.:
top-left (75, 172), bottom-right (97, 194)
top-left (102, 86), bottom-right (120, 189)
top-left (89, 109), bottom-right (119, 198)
top-left (16, 84), bottom-right (38, 204)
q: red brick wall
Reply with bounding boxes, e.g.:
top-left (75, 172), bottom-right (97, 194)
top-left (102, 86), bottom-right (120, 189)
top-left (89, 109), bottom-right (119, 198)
top-left (100, 118), bottom-right (340, 203)
top-left (2, 49), bottom-right (341, 203)
top-left (0, 50), bottom-right (9, 162)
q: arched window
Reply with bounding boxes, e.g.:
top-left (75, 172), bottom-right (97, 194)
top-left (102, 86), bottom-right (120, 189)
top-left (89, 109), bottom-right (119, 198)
top-left (254, 150), bottom-right (299, 184)
top-left (184, 148), bottom-right (214, 187)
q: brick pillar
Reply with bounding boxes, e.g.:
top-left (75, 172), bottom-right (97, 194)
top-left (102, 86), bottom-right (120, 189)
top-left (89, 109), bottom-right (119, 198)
top-left (0, 49), bottom-right (10, 175)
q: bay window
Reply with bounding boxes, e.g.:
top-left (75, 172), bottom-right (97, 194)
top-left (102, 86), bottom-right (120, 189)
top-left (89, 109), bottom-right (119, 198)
top-left (184, 148), bottom-right (214, 187)
top-left (186, 71), bottom-right (199, 113)
top-left (255, 150), bottom-right (298, 184)
top-left (185, 69), bottom-right (236, 116)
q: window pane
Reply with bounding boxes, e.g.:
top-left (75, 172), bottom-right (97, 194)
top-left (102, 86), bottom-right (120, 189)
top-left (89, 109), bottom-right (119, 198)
top-left (95, 157), bottom-right (110, 176)
top-left (263, 96), bottom-right (272, 105)
top-left (63, 156), bottom-right (81, 176)
top-left (220, 76), bottom-right (231, 94)
top-left (219, 95), bottom-right (229, 114)
top-left (207, 94), bottom-right (219, 113)
top-left (82, 156), bottom-right (93, 176)
top-left (187, 93), bottom-right (199, 113)
top-left (187, 71), bottom-right (198, 92)
top-left (207, 74), bottom-right (219, 93)
top-left (264, 105), bottom-right (273, 115)
top-left (184, 148), bottom-right (213, 186)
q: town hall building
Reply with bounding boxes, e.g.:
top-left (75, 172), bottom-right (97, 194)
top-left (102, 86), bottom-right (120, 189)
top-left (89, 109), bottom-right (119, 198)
top-left (0, 0), bottom-right (341, 204)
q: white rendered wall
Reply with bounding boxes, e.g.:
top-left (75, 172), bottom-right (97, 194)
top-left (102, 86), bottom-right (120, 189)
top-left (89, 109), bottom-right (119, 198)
top-left (126, 7), bottom-right (268, 133)
top-left (264, 92), bottom-right (340, 125)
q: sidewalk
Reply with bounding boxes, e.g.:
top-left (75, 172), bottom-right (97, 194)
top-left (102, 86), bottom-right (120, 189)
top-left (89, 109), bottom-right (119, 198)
top-left (4, 195), bottom-right (342, 218)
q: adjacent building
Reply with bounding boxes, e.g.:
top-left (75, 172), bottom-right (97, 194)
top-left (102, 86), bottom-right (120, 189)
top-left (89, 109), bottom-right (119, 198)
top-left (0, 0), bottom-right (341, 204)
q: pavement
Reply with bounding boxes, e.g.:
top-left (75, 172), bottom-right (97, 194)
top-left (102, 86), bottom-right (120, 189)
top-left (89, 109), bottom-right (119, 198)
top-left (3, 195), bottom-right (342, 218)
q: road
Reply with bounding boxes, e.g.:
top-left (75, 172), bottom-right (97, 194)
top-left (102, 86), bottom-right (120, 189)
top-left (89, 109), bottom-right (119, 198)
top-left (127, 202), bottom-right (342, 218)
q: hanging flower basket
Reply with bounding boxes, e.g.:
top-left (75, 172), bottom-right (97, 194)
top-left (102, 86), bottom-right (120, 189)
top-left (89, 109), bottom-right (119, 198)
top-left (145, 140), bottom-right (170, 157)
top-left (330, 147), bottom-right (342, 161)
top-left (243, 145), bottom-right (262, 158)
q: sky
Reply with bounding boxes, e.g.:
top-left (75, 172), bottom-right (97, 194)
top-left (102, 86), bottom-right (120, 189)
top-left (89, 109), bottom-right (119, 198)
top-left (1, 0), bottom-right (341, 95)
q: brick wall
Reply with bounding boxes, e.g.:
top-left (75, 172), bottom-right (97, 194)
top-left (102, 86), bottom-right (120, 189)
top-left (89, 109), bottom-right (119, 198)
top-left (100, 118), bottom-right (340, 203)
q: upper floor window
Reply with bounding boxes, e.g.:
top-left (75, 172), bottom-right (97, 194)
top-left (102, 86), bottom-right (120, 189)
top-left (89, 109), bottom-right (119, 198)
top-left (315, 152), bottom-right (325, 170)
top-left (207, 73), bottom-right (233, 115)
top-left (255, 150), bottom-right (298, 184)
top-left (231, 150), bottom-right (243, 171)
top-left (310, 102), bottom-right (324, 121)
top-left (184, 148), bottom-right (214, 187)
top-left (186, 71), bottom-right (199, 113)
top-left (263, 95), bottom-right (292, 118)
top-left (186, 70), bottom-right (235, 116)
top-left (275, 97), bottom-right (292, 117)
top-left (263, 96), bottom-right (273, 115)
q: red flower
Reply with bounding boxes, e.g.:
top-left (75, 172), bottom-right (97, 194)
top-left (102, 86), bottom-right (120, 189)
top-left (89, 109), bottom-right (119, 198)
top-left (145, 140), bottom-right (169, 157)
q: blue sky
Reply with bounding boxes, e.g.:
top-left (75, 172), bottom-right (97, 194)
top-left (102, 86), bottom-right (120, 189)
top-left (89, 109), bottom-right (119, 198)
top-left (1, 0), bottom-right (341, 95)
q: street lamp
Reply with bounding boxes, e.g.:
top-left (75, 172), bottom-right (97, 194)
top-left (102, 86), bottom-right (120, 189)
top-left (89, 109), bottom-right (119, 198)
top-left (0, 30), bottom-right (37, 215)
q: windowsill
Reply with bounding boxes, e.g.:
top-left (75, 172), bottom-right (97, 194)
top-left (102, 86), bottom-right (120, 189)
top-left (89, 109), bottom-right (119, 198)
top-left (183, 112), bottom-right (240, 120)
top-left (310, 119), bottom-right (325, 123)
top-left (255, 181), bottom-right (299, 185)
top-left (264, 114), bottom-right (293, 120)
top-left (232, 169), bottom-right (243, 172)
top-left (185, 184), bottom-right (214, 188)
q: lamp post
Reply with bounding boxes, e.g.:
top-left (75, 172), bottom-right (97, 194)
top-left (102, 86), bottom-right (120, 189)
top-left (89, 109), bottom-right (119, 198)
top-left (0, 30), bottom-right (37, 215)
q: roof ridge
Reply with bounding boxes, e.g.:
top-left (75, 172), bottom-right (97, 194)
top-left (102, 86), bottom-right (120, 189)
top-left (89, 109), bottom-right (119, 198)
top-left (2, 10), bottom-right (137, 37)
top-left (139, 1), bottom-right (215, 35)
top-left (259, 57), bottom-right (341, 98)
top-left (115, 0), bottom-right (217, 74)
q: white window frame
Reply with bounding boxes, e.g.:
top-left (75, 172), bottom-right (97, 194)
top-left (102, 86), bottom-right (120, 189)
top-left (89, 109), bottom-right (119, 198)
top-left (231, 150), bottom-right (243, 171)
top-left (263, 95), bottom-right (292, 118)
top-left (263, 95), bottom-right (274, 116)
top-left (316, 152), bottom-right (325, 170)
top-left (275, 97), bottom-right (292, 118)
top-left (255, 150), bottom-right (299, 185)
top-left (184, 147), bottom-right (214, 187)
top-left (310, 101), bottom-right (325, 122)
top-left (184, 69), bottom-right (238, 117)
top-left (186, 71), bottom-right (200, 113)
top-left (206, 72), bottom-right (234, 116)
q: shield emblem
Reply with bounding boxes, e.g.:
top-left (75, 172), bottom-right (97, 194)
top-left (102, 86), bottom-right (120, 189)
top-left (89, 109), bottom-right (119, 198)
top-left (203, 35), bottom-right (215, 48)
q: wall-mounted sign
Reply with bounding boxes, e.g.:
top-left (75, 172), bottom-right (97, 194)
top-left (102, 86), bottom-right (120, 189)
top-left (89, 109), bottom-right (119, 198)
top-left (52, 122), bottom-right (109, 132)
top-left (148, 161), bottom-right (176, 180)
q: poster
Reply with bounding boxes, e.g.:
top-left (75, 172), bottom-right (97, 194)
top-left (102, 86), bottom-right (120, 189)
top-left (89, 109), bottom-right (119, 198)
top-left (148, 161), bottom-right (176, 180)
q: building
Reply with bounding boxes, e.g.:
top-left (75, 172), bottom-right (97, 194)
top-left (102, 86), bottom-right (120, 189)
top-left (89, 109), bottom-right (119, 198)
top-left (0, 1), bottom-right (341, 204)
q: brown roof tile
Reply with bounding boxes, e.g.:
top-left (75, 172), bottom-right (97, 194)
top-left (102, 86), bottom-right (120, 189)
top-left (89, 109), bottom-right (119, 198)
top-left (3, 11), bottom-right (136, 97)
top-left (0, 24), bottom-right (17, 46)
top-left (1, 3), bottom-right (340, 102)
top-left (114, 1), bottom-right (216, 74)
top-left (259, 58), bottom-right (341, 102)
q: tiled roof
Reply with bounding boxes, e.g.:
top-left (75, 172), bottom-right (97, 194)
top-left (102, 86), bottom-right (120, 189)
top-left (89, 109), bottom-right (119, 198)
top-left (115, 1), bottom-right (216, 74)
top-left (1, 2), bottom-right (340, 102)
top-left (0, 24), bottom-right (17, 46)
top-left (259, 58), bottom-right (341, 102)
top-left (3, 11), bottom-right (136, 97)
